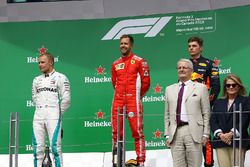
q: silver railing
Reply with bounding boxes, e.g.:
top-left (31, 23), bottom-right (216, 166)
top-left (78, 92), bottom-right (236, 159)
top-left (9, 112), bottom-right (19, 167)
top-left (117, 106), bottom-right (126, 167)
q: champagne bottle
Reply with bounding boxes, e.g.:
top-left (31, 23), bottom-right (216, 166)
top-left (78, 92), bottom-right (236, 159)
top-left (112, 144), bottom-right (117, 167)
top-left (42, 146), bottom-right (52, 167)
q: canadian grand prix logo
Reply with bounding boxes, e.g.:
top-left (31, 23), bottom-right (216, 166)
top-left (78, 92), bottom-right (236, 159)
top-left (102, 16), bottom-right (172, 40)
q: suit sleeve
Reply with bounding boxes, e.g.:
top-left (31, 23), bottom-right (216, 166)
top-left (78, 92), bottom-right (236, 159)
top-left (210, 100), bottom-right (221, 135)
top-left (164, 87), bottom-right (170, 137)
top-left (201, 84), bottom-right (211, 136)
top-left (139, 59), bottom-right (150, 98)
top-left (241, 97), bottom-right (250, 134)
top-left (111, 63), bottom-right (117, 89)
top-left (209, 61), bottom-right (220, 105)
top-left (58, 75), bottom-right (71, 115)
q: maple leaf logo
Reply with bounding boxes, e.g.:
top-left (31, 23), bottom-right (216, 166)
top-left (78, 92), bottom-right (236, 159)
top-left (213, 58), bottom-right (220, 67)
top-left (154, 84), bottom-right (162, 94)
top-left (96, 65), bottom-right (106, 75)
top-left (38, 46), bottom-right (48, 55)
top-left (95, 110), bottom-right (105, 119)
top-left (153, 129), bottom-right (162, 139)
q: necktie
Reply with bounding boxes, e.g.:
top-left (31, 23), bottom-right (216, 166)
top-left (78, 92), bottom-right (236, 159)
top-left (176, 83), bottom-right (185, 126)
top-left (45, 74), bottom-right (49, 77)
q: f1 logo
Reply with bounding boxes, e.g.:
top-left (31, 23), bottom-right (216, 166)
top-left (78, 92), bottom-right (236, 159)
top-left (102, 16), bottom-right (172, 40)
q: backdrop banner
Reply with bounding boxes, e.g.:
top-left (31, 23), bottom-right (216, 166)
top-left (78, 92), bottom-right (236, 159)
top-left (0, 5), bottom-right (250, 155)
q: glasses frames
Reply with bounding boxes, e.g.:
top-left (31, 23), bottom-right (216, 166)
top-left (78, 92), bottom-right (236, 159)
top-left (225, 84), bottom-right (237, 88)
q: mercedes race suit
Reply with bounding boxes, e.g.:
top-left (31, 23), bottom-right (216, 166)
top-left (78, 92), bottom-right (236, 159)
top-left (32, 70), bottom-right (70, 167)
top-left (111, 53), bottom-right (150, 163)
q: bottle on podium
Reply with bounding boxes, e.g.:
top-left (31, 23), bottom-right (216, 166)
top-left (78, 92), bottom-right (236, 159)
top-left (42, 146), bottom-right (52, 167)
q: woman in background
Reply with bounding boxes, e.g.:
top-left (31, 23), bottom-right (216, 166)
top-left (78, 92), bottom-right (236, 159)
top-left (210, 74), bottom-right (250, 167)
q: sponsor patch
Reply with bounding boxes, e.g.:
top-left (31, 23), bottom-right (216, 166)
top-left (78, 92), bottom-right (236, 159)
top-left (128, 112), bottom-right (134, 118)
top-left (211, 71), bottom-right (219, 75)
top-left (142, 61), bottom-right (148, 67)
top-left (115, 63), bottom-right (125, 70)
top-left (191, 72), bottom-right (204, 80)
top-left (199, 63), bottom-right (207, 67)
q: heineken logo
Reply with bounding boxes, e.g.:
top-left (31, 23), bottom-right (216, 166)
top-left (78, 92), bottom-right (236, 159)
top-left (84, 65), bottom-right (111, 83)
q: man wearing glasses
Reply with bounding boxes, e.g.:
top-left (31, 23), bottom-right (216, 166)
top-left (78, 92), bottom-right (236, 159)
top-left (164, 58), bottom-right (210, 167)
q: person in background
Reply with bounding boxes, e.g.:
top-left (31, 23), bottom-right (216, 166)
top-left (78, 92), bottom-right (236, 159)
top-left (164, 58), bottom-right (210, 167)
top-left (32, 53), bottom-right (71, 167)
top-left (188, 36), bottom-right (220, 167)
top-left (210, 74), bottom-right (250, 167)
top-left (111, 34), bottom-right (150, 167)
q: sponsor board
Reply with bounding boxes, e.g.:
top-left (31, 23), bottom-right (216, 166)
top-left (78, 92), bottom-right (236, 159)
top-left (145, 129), bottom-right (165, 148)
top-left (27, 46), bottom-right (59, 63)
top-left (83, 109), bottom-right (111, 128)
top-left (84, 65), bottom-right (111, 84)
top-left (142, 84), bottom-right (165, 103)
top-left (214, 58), bottom-right (231, 75)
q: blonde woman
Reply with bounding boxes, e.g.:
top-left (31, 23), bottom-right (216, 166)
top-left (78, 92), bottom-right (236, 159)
top-left (210, 74), bottom-right (250, 167)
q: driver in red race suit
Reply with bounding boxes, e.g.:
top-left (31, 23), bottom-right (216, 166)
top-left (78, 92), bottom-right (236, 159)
top-left (111, 34), bottom-right (150, 167)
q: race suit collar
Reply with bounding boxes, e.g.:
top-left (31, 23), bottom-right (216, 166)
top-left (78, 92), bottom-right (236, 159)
top-left (44, 69), bottom-right (55, 78)
top-left (192, 55), bottom-right (203, 61)
top-left (122, 52), bottom-right (134, 60)
top-left (191, 55), bottom-right (203, 63)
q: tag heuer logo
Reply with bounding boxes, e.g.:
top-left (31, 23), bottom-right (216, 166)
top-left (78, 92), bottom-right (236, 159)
top-left (102, 16), bottom-right (172, 40)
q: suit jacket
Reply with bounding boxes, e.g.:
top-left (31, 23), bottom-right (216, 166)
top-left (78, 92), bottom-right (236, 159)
top-left (164, 81), bottom-right (210, 144)
top-left (210, 95), bottom-right (250, 148)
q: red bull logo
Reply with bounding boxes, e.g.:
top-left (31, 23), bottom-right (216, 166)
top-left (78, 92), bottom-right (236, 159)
top-left (191, 72), bottom-right (204, 81)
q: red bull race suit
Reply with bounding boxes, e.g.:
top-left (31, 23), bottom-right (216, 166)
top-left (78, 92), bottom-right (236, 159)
top-left (190, 55), bottom-right (220, 167)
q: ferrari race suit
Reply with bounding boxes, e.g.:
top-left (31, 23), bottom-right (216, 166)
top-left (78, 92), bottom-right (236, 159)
top-left (190, 55), bottom-right (220, 167)
top-left (111, 53), bottom-right (150, 163)
top-left (32, 70), bottom-right (70, 167)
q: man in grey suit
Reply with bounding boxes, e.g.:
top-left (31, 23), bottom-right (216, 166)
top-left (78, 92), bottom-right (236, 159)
top-left (164, 58), bottom-right (211, 167)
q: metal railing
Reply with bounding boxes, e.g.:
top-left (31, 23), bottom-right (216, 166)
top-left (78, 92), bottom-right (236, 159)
top-left (9, 112), bottom-right (19, 167)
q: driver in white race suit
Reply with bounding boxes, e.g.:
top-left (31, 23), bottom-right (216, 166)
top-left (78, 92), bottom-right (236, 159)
top-left (32, 53), bottom-right (70, 167)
